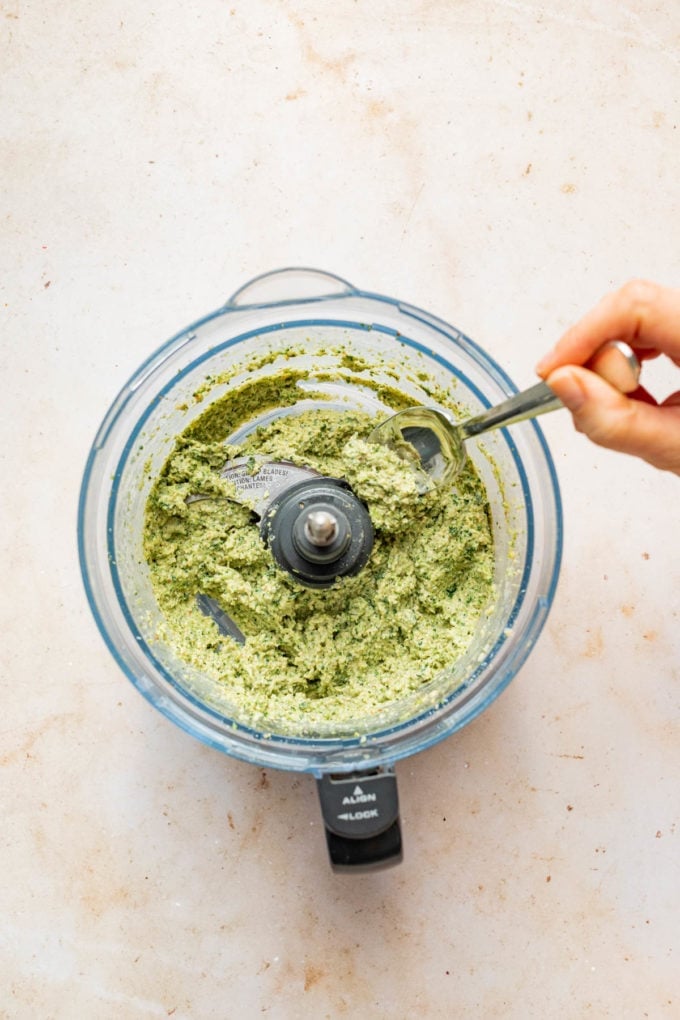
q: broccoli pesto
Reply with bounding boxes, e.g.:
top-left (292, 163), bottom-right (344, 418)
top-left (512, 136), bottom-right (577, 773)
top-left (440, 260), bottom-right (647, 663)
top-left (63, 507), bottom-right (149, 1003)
top-left (144, 379), bottom-right (495, 732)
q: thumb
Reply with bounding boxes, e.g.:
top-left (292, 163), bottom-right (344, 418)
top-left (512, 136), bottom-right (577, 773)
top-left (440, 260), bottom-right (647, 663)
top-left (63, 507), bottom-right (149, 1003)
top-left (546, 365), bottom-right (680, 471)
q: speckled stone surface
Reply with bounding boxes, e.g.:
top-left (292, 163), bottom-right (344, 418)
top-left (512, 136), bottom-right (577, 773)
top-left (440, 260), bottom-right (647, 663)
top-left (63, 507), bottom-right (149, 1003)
top-left (2, 2), bottom-right (679, 1016)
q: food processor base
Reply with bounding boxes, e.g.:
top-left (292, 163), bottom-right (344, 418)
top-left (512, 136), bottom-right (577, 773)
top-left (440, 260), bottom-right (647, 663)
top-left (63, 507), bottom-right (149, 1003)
top-left (316, 769), bottom-right (403, 871)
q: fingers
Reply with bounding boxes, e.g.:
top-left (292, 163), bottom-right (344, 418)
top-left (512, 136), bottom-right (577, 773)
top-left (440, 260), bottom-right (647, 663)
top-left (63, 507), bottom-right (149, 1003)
top-left (536, 281), bottom-right (680, 475)
top-left (536, 280), bottom-right (680, 377)
top-left (662, 389), bottom-right (680, 409)
top-left (546, 366), bottom-right (680, 475)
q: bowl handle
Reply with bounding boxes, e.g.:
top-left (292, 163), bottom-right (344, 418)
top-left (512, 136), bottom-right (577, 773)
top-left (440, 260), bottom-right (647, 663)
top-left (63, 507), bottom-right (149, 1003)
top-left (316, 768), bottom-right (403, 872)
top-left (225, 267), bottom-right (356, 308)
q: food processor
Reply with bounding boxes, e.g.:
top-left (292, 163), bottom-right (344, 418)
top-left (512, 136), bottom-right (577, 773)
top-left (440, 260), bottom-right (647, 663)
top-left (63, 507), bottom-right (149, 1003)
top-left (78, 268), bottom-right (562, 871)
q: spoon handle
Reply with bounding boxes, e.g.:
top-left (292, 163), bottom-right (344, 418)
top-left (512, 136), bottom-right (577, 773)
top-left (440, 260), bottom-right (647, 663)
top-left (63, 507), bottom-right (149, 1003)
top-left (460, 340), bottom-right (640, 440)
top-left (461, 380), bottom-right (562, 437)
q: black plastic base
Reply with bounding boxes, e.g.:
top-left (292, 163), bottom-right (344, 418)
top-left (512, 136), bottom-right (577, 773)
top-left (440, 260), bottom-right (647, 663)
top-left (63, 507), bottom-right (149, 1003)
top-left (316, 768), bottom-right (403, 872)
top-left (324, 819), bottom-right (403, 873)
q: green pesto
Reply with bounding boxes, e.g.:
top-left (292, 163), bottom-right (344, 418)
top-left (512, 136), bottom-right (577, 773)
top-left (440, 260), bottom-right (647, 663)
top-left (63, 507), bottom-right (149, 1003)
top-left (144, 376), bottom-right (495, 731)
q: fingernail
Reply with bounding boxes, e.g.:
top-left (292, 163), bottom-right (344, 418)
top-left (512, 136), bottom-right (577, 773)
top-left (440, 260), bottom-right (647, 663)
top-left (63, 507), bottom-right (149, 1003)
top-left (548, 367), bottom-right (586, 411)
top-left (535, 352), bottom-right (554, 376)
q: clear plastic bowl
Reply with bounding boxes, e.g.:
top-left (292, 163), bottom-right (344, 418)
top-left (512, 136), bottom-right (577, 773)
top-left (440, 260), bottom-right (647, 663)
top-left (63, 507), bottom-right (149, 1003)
top-left (78, 268), bottom-right (562, 775)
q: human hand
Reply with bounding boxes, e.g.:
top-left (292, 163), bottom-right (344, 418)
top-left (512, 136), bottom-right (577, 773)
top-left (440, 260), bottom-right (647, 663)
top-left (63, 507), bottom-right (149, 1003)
top-left (536, 280), bottom-right (680, 475)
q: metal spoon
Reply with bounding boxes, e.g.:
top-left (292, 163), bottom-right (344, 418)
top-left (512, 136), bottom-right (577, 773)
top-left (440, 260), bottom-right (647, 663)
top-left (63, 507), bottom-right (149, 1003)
top-left (369, 340), bottom-right (641, 493)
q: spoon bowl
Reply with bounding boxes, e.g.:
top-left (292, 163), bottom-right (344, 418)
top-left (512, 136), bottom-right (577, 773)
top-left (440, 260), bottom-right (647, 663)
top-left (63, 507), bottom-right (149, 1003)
top-left (370, 340), bottom-right (641, 492)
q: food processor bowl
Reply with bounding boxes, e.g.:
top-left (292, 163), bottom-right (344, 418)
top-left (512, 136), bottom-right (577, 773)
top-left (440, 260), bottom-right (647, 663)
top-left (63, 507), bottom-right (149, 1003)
top-left (78, 268), bottom-right (562, 869)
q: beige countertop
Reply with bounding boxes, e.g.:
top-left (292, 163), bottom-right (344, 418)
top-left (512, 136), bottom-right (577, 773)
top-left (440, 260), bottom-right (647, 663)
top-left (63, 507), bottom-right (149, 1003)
top-left (2, 2), bottom-right (679, 1017)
